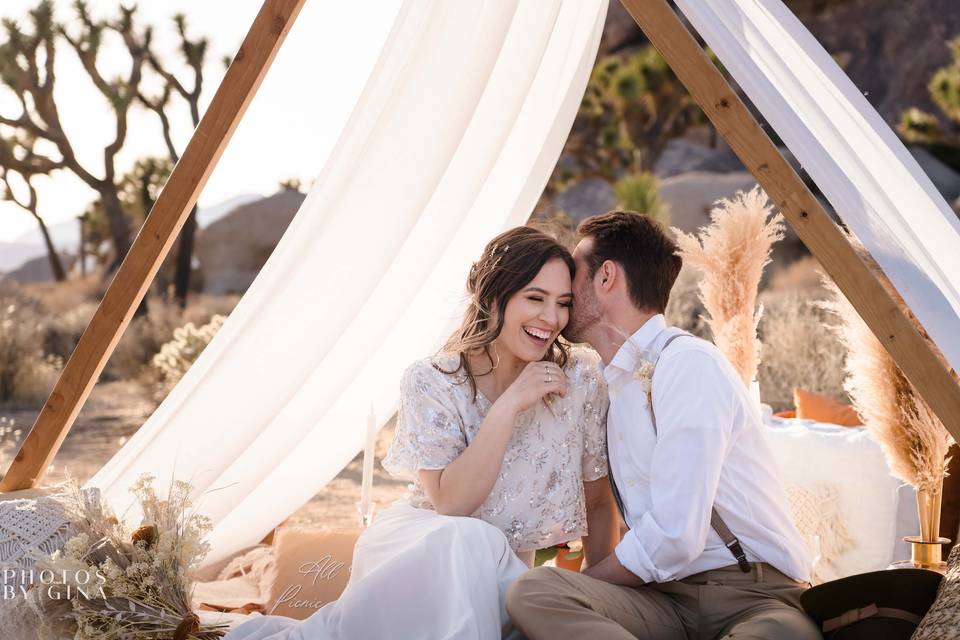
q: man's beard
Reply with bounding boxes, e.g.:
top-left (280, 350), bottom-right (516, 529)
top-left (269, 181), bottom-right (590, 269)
top-left (564, 288), bottom-right (602, 344)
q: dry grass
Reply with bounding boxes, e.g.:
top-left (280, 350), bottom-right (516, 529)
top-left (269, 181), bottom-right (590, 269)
top-left (1, 275), bottom-right (240, 409)
top-left (104, 294), bottom-right (238, 384)
top-left (823, 252), bottom-right (954, 493)
top-left (673, 186), bottom-right (785, 386)
top-left (756, 287), bottom-right (847, 412)
top-left (668, 251), bottom-right (849, 412)
top-left (0, 281), bottom-right (63, 408)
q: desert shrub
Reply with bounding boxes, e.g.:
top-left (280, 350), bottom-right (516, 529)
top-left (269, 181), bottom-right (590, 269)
top-left (23, 275), bottom-right (104, 314)
top-left (103, 294), bottom-right (239, 383)
top-left (0, 283), bottom-right (63, 407)
top-left (757, 288), bottom-right (847, 412)
top-left (613, 172), bottom-right (671, 226)
top-left (152, 314), bottom-right (226, 391)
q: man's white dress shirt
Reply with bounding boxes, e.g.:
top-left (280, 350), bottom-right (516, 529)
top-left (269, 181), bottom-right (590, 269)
top-left (604, 314), bottom-right (812, 584)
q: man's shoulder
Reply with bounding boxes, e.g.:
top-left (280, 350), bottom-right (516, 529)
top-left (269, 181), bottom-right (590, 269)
top-left (661, 332), bottom-right (720, 360)
top-left (656, 333), bottom-right (735, 381)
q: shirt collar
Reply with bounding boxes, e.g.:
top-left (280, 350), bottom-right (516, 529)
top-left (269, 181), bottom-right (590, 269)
top-left (602, 314), bottom-right (667, 383)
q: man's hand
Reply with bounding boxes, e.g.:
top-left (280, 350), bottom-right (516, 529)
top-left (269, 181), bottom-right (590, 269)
top-left (580, 551), bottom-right (645, 587)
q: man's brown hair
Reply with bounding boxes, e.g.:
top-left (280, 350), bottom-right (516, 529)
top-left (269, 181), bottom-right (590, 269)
top-left (576, 211), bottom-right (682, 313)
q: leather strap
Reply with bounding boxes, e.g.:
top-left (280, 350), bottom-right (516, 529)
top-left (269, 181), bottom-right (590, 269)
top-left (822, 603), bottom-right (922, 634)
top-left (606, 330), bottom-right (751, 573)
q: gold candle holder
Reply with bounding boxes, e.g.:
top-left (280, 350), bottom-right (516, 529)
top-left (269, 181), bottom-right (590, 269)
top-left (355, 500), bottom-right (377, 529)
top-left (889, 480), bottom-right (950, 573)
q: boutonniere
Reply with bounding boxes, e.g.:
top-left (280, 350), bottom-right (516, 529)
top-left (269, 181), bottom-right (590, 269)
top-left (632, 359), bottom-right (655, 403)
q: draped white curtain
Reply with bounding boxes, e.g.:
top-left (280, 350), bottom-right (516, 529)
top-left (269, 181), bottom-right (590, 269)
top-left (675, 0), bottom-right (960, 375)
top-left (87, 0), bottom-right (607, 568)
top-left (88, 0), bottom-right (960, 571)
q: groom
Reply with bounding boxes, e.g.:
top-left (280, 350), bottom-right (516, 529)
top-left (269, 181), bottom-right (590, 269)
top-left (507, 212), bottom-right (820, 639)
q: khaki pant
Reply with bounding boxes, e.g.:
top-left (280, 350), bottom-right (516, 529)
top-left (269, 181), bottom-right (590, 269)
top-left (507, 563), bottom-right (822, 640)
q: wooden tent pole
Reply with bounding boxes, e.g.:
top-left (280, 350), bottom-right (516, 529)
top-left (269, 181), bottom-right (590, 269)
top-left (618, 0), bottom-right (960, 438)
top-left (0, 0), bottom-right (307, 492)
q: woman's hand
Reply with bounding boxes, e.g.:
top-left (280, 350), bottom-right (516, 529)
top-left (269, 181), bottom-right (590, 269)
top-left (500, 360), bottom-right (567, 413)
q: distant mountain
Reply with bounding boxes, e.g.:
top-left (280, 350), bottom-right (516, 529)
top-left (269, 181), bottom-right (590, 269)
top-left (5, 252), bottom-right (77, 284)
top-left (13, 219), bottom-right (80, 253)
top-left (0, 194), bottom-right (263, 274)
top-left (196, 194), bottom-right (261, 228)
top-left (0, 241), bottom-right (46, 273)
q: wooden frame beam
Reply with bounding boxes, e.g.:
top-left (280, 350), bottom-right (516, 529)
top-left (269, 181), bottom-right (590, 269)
top-left (618, 0), bottom-right (960, 438)
top-left (0, 0), bottom-right (307, 491)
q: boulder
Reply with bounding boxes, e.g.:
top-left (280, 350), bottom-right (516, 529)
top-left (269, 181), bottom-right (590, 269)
top-left (654, 138), bottom-right (748, 178)
top-left (196, 190), bottom-right (305, 295)
top-left (658, 171), bottom-right (760, 234)
top-left (910, 147), bottom-right (960, 203)
top-left (553, 177), bottom-right (618, 225)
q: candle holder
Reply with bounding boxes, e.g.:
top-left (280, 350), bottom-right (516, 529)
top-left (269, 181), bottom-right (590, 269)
top-left (355, 501), bottom-right (377, 529)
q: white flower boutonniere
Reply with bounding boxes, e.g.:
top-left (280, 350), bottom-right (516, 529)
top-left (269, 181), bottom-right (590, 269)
top-left (632, 359), bottom-right (655, 404)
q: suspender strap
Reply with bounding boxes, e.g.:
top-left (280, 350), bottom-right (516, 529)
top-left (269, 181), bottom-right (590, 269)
top-left (606, 330), bottom-right (751, 573)
top-left (710, 507), bottom-right (752, 573)
top-left (605, 437), bottom-right (627, 523)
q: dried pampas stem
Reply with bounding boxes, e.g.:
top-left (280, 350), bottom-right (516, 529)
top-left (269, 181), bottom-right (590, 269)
top-left (672, 185), bottom-right (784, 387)
top-left (822, 240), bottom-right (954, 495)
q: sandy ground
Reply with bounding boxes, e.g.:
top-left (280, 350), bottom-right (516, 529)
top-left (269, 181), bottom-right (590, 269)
top-left (0, 380), bottom-right (409, 533)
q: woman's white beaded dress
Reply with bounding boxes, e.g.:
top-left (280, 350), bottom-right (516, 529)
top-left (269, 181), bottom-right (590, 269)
top-left (225, 347), bottom-right (608, 640)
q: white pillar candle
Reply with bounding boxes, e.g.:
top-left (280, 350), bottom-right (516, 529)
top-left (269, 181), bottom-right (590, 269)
top-left (360, 405), bottom-right (376, 512)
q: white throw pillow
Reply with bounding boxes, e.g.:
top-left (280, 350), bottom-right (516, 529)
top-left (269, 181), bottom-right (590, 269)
top-left (761, 417), bottom-right (903, 578)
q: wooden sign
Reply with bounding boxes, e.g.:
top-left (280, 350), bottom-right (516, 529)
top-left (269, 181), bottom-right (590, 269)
top-left (265, 528), bottom-right (359, 620)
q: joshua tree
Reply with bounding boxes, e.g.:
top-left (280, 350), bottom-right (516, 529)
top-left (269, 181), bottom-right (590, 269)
top-left (560, 46), bottom-right (709, 183)
top-left (0, 133), bottom-right (65, 280)
top-left (137, 13), bottom-right (208, 307)
top-left (899, 37), bottom-right (960, 169)
top-left (81, 156), bottom-right (172, 271)
top-left (0, 1), bottom-right (154, 272)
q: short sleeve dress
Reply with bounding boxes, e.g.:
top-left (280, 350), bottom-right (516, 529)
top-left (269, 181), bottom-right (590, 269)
top-left (225, 347), bottom-right (611, 640)
top-left (382, 346), bottom-right (609, 553)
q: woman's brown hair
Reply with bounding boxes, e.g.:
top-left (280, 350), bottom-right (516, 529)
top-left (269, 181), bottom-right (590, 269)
top-left (438, 226), bottom-right (575, 401)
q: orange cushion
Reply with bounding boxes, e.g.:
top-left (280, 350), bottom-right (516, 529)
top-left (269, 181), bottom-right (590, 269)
top-left (793, 387), bottom-right (862, 427)
top-left (774, 410), bottom-right (796, 419)
top-left (263, 528), bottom-right (360, 619)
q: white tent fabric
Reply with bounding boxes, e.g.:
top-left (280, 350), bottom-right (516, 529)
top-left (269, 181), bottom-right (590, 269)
top-left (675, 0), bottom-right (960, 374)
top-left (87, 0), bottom-right (607, 568)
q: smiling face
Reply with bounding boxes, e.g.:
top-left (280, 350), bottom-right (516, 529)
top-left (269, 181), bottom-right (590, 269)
top-left (563, 237), bottom-right (604, 343)
top-left (494, 257), bottom-right (573, 363)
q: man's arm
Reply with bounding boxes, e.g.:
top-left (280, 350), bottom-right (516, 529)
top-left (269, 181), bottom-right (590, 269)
top-left (588, 348), bottom-right (737, 584)
top-left (580, 478), bottom-right (621, 568)
top-left (582, 547), bottom-right (644, 586)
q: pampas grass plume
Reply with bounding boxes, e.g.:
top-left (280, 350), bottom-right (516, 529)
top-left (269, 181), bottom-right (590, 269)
top-left (672, 186), bottom-right (784, 386)
top-left (823, 267), bottom-right (953, 493)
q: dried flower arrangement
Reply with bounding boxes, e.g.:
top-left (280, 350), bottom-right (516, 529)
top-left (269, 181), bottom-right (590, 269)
top-left (26, 474), bottom-right (227, 640)
top-left (672, 186), bottom-right (785, 387)
top-left (823, 240), bottom-right (955, 567)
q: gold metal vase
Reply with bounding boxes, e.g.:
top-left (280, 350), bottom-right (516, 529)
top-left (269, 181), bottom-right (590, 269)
top-left (889, 477), bottom-right (950, 573)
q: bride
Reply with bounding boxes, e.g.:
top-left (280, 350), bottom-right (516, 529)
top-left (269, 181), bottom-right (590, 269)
top-left (225, 226), bottom-right (620, 639)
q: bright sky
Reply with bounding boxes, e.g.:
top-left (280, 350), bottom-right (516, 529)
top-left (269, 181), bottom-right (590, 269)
top-left (0, 0), bottom-right (402, 241)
